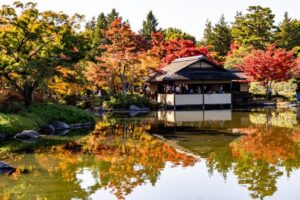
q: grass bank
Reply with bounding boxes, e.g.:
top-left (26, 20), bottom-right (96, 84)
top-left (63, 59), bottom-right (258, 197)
top-left (0, 103), bottom-right (95, 136)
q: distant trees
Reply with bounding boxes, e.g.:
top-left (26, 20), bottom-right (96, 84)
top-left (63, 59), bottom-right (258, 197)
top-left (163, 27), bottom-right (196, 43)
top-left (106, 8), bottom-right (119, 25)
top-left (231, 6), bottom-right (275, 49)
top-left (275, 12), bottom-right (300, 50)
top-left (1, 1), bottom-right (300, 105)
top-left (203, 15), bottom-right (232, 62)
top-left (85, 9), bottom-right (120, 60)
top-left (139, 11), bottom-right (159, 40)
top-left (203, 20), bottom-right (214, 46)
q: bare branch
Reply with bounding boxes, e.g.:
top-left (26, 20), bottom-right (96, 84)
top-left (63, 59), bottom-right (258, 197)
top-left (28, 36), bottom-right (54, 60)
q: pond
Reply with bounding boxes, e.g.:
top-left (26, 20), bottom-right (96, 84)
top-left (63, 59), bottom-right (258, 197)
top-left (1, 109), bottom-right (300, 200)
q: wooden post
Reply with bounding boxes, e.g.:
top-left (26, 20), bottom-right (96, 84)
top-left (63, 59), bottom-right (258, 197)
top-left (202, 81), bottom-right (205, 110)
top-left (230, 82), bottom-right (233, 110)
top-left (173, 93), bottom-right (176, 111)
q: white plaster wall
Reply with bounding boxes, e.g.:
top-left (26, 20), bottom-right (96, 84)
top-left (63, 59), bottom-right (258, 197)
top-left (175, 94), bottom-right (204, 105)
top-left (204, 94), bottom-right (231, 104)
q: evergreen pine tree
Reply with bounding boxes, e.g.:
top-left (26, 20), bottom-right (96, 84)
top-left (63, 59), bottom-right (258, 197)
top-left (211, 15), bottom-right (232, 57)
top-left (276, 12), bottom-right (300, 50)
top-left (139, 11), bottom-right (159, 40)
top-left (231, 6), bottom-right (275, 49)
top-left (203, 20), bottom-right (214, 46)
top-left (107, 8), bottom-right (119, 25)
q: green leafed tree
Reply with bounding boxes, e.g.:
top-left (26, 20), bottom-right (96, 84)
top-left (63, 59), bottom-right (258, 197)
top-left (163, 27), bottom-right (196, 43)
top-left (276, 12), bottom-right (300, 50)
top-left (211, 15), bottom-right (232, 57)
top-left (231, 6), bottom-right (275, 49)
top-left (202, 20), bottom-right (214, 46)
top-left (94, 13), bottom-right (108, 47)
top-left (106, 8), bottom-right (119, 25)
top-left (139, 11), bottom-right (159, 40)
top-left (0, 1), bottom-right (87, 106)
top-left (85, 12), bottom-right (108, 60)
top-left (224, 43), bottom-right (252, 69)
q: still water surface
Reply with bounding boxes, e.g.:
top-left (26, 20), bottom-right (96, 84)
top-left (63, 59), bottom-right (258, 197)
top-left (1, 109), bottom-right (300, 200)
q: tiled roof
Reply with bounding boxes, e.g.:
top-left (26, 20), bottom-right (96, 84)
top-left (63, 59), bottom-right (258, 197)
top-left (150, 56), bottom-right (244, 82)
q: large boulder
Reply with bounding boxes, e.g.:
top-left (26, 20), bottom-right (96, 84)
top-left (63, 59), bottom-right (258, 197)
top-left (14, 130), bottom-right (40, 141)
top-left (0, 162), bottom-right (16, 175)
top-left (41, 124), bottom-right (55, 135)
top-left (51, 121), bottom-right (70, 131)
top-left (129, 105), bottom-right (140, 111)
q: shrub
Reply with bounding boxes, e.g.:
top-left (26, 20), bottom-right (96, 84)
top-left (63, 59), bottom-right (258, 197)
top-left (25, 103), bottom-right (95, 125)
top-left (249, 81), bottom-right (296, 100)
top-left (0, 89), bottom-right (24, 113)
top-left (102, 94), bottom-right (154, 110)
top-left (0, 114), bottom-right (38, 135)
top-left (0, 103), bottom-right (95, 135)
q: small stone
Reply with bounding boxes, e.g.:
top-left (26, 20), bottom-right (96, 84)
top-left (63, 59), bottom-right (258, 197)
top-left (51, 121), bottom-right (70, 130)
top-left (129, 105), bottom-right (140, 111)
top-left (14, 130), bottom-right (40, 140)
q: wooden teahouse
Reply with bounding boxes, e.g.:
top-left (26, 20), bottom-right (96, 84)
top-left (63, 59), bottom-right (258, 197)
top-left (148, 55), bottom-right (248, 109)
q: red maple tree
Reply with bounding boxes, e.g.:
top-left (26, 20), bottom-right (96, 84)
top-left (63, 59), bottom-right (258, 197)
top-left (241, 44), bottom-right (298, 92)
top-left (148, 33), bottom-right (215, 68)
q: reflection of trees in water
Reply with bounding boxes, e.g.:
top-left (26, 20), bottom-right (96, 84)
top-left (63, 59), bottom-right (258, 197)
top-left (0, 151), bottom-right (89, 200)
top-left (231, 127), bottom-right (296, 164)
top-left (206, 125), bottom-right (300, 200)
top-left (234, 158), bottom-right (282, 200)
top-left (206, 146), bottom-right (235, 179)
top-left (80, 121), bottom-right (198, 199)
top-left (249, 110), bottom-right (297, 128)
top-left (1, 120), bottom-right (197, 200)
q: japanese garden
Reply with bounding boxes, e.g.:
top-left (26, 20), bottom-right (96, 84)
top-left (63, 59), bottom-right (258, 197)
top-left (1, 1), bottom-right (300, 200)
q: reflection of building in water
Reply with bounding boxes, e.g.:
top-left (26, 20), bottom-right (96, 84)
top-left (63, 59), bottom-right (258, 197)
top-left (156, 110), bottom-right (250, 129)
top-left (158, 110), bottom-right (232, 123)
top-left (150, 110), bottom-right (252, 149)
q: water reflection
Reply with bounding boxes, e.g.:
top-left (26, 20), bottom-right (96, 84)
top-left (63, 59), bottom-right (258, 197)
top-left (1, 109), bottom-right (300, 199)
top-left (0, 119), bottom-right (198, 200)
top-left (156, 110), bottom-right (300, 200)
top-left (158, 110), bottom-right (232, 122)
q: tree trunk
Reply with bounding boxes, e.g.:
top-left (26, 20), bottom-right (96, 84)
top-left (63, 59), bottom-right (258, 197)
top-left (120, 74), bottom-right (127, 94)
top-left (265, 84), bottom-right (272, 101)
top-left (23, 84), bottom-right (34, 107)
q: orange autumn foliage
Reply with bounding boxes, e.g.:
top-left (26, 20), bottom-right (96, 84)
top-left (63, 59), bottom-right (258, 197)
top-left (230, 126), bottom-right (297, 164)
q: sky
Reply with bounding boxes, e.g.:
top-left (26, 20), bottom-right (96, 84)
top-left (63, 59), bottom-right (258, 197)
top-left (1, 0), bottom-right (300, 40)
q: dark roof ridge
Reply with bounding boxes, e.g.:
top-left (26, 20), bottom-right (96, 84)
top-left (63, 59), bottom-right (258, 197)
top-left (173, 55), bottom-right (206, 63)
